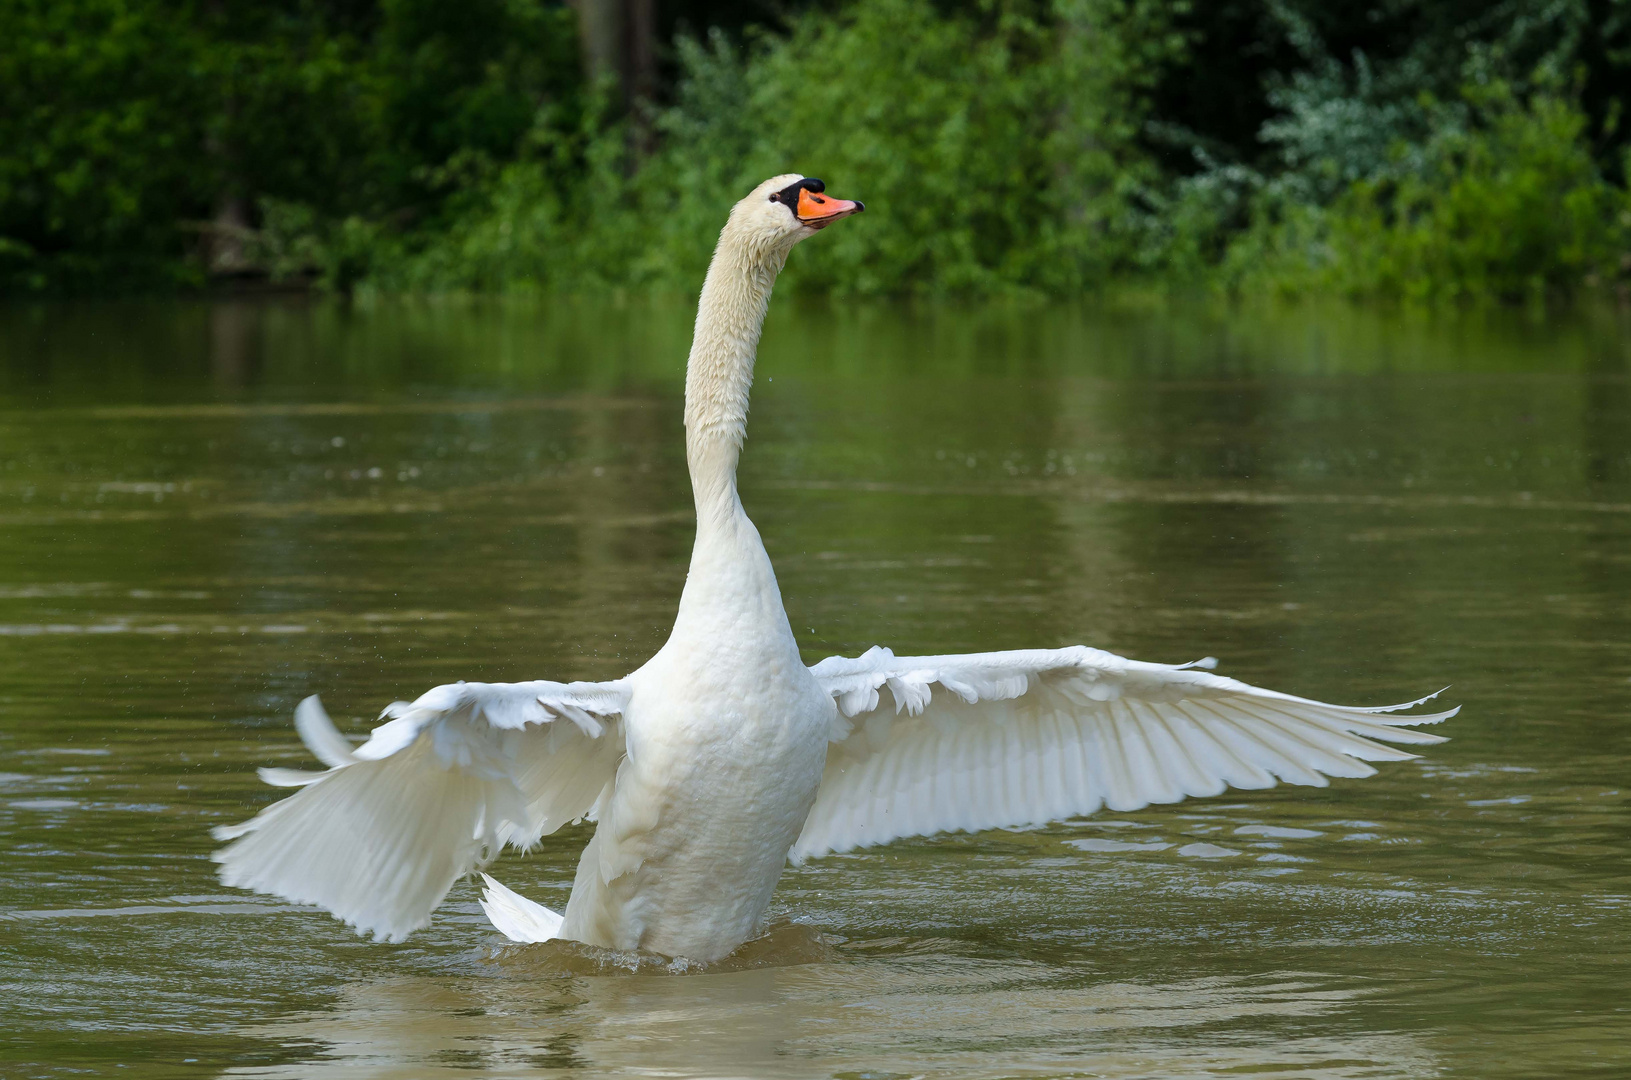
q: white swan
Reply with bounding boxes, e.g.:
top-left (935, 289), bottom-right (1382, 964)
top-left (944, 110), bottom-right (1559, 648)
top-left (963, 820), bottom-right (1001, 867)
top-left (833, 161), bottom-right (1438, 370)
top-left (213, 175), bottom-right (1455, 962)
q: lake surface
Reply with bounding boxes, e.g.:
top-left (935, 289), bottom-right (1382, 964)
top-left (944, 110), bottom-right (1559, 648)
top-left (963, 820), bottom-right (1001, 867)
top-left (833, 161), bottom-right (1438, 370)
top-left (1, 296), bottom-right (1627, 1079)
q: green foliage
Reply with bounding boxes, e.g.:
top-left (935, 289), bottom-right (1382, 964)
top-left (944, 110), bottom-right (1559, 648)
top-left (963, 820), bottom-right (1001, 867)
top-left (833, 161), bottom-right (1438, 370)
top-left (747, 0), bottom-right (1177, 294)
top-left (0, 0), bottom-right (208, 289)
top-left (1166, 0), bottom-right (1631, 304)
top-left (323, 0), bottom-right (1631, 304)
top-left (366, 0), bottom-right (581, 203)
top-left (4, 0), bottom-right (1630, 304)
top-left (378, 0), bottom-right (1184, 295)
top-left (1223, 84), bottom-right (1631, 303)
top-left (0, 0), bottom-right (584, 292)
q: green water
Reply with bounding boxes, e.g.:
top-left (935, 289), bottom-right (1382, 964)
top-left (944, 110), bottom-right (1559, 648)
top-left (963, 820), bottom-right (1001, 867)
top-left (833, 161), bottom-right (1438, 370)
top-left (1, 297), bottom-right (1628, 1079)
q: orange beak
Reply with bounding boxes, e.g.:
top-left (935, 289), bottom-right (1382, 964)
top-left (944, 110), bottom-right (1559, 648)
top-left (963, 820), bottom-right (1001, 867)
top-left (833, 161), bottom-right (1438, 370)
top-left (797, 187), bottom-right (864, 228)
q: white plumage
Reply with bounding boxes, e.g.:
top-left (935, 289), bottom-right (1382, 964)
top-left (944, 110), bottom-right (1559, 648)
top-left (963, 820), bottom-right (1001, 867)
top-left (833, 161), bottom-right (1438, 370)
top-left (214, 684), bottom-right (627, 942)
top-left (213, 175), bottom-right (1453, 962)
top-left (795, 646), bottom-right (1451, 861)
top-left (478, 873), bottom-right (564, 943)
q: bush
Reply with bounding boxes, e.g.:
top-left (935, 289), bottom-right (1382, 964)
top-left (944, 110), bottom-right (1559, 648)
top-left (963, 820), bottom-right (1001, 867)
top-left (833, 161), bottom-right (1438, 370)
top-left (1222, 83), bottom-right (1631, 303)
top-left (0, 1), bottom-right (208, 290)
top-left (10, 0), bottom-right (1629, 304)
top-left (0, 0), bottom-right (583, 293)
top-left (381, 0), bottom-right (1183, 296)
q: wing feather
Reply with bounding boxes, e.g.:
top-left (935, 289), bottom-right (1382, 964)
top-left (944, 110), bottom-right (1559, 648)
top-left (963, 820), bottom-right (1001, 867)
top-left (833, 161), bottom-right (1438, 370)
top-left (212, 679), bottom-right (629, 941)
top-left (1188, 699), bottom-right (1316, 787)
top-left (797, 647), bottom-right (1453, 860)
top-left (908, 734), bottom-right (935, 839)
top-left (1063, 711), bottom-right (1098, 818)
top-left (1244, 704), bottom-right (1378, 778)
top-left (1143, 706), bottom-right (1207, 799)
top-left (1128, 700), bottom-right (1187, 803)
top-left (1159, 706), bottom-right (1231, 798)
top-left (1171, 700), bottom-right (1274, 789)
top-left (1219, 705), bottom-right (1333, 785)
top-left (295, 695), bottom-right (360, 768)
top-left (1035, 707), bottom-right (1066, 823)
top-left (1101, 700), bottom-right (1144, 811)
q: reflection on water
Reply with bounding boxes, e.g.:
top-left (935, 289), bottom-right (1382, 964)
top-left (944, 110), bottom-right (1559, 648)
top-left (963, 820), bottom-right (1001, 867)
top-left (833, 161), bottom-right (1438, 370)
top-left (0, 296), bottom-right (1628, 1078)
top-left (231, 959), bottom-right (1435, 1080)
top-left (482, 919), bottom-right (844, 976)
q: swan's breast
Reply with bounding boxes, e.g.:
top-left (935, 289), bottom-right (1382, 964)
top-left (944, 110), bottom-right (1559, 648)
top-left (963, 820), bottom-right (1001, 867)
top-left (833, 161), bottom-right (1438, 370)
top-left (626, 643), bottom-right (832, 828)
top-left (567, 644), bottom-right (832, 958)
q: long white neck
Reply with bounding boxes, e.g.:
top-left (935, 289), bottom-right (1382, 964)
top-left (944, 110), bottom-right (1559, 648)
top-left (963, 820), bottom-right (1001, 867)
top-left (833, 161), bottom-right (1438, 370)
top-left (665, 209), bottom-right (803, 660)
top-left (683, 220), bottom-right (788, 533)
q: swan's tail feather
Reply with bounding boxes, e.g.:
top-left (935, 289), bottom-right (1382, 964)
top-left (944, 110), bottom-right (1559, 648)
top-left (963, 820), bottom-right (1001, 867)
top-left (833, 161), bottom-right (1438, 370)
top-left (479, 873), bottom-right (564, 943)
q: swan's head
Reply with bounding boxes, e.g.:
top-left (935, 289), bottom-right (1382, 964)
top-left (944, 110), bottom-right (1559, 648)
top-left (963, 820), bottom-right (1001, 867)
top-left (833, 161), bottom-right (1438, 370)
top-left (728, 174), bottom-right (864, 253)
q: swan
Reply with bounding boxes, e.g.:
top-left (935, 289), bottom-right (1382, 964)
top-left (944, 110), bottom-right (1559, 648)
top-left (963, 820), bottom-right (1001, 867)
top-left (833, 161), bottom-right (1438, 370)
top-left (212, 174), bottom-right (1455, 962)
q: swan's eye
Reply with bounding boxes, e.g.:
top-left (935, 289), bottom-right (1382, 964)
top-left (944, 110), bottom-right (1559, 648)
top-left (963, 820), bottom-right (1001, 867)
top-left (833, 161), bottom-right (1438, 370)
top-left (771, 179), bottom-right (819, 213)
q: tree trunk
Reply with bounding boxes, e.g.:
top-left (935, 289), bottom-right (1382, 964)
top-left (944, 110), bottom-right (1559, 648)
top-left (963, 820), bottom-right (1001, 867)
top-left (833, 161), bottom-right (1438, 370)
top-left (570, 0), bottom-right (624, 86)
top-left (207, 194), bottom-right (253, 277)
top-left (569, 0), bottom-right (658, 140)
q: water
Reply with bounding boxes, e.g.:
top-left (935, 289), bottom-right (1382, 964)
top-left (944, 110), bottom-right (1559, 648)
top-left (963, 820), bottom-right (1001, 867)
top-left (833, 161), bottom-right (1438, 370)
top-left (1, 296), bottom-right (1628, 1079)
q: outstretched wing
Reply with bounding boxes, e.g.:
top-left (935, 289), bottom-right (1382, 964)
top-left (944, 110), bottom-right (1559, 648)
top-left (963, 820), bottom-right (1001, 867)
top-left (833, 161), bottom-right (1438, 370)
top-left (212, 679), bottom-right (629, 942)
top-left (796, 646), bottom-right (1454, 861)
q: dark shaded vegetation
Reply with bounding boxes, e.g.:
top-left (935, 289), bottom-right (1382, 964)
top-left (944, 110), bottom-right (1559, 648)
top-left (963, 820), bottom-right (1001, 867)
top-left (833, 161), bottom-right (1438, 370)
top-left (2, 0), bottom-right (1628, 301)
